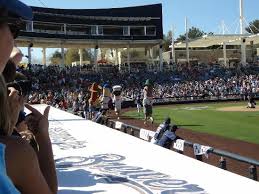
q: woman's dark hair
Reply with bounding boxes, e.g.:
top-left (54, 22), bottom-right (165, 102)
top-left (0, 7), bottom-right (8, 18)
top-left (0, 7), bottom-right (8, 28)
top-left (0, 75), bottom-right (11, 136)
top-left (3, 60), bottom-right (17, 83)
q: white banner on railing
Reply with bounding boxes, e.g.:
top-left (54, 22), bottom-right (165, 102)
top-left (193, 143), bottom-right (212, 158)
top-left (173, 139), bottom-right (185, 151)
top-left (139, 128), bottom-right (155, 141)
top-left (115, 121), bottom-right (123, 129)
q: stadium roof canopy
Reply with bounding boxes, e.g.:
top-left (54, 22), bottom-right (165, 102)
top-left (173, 34), bottom-right (259, 49)
top-left (16, 4), bottom-right (163, 48)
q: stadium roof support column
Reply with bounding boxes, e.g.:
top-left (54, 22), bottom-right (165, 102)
top-left (115, 48), bottom-right (119, 66)
top-left (64, 24), bottom-right (67, 35)
top-left (31, 21), bottom-right (34, 32)
top-left (159, 44), bottom-right (163, 72)
top-left (150, 47), bottom-right (154, 71)
top-left (171, 26), bottom-right (176, 63)
top-left (42, 47), bottom-right (46, 65)
top-left (94, 45), bottom-right (99, 72)
top-left (61, 45), bottom-right (65, 67)
top-left (223, 42), bottom-right (227, 67)
top-left (127, 44), bottom-right (130, 72)
top-left (149, 47), bottom-right (154, 71)
top-left (118, 50), bottom-right (122, 72)
top-left (185, 17), bottom-right (190, 64)
top-left (79, 49), bottom-right (83, 66)
top-left (28, 46), bottom-right (32, 64)
top-left (241, 38), bottom-right (247, 66)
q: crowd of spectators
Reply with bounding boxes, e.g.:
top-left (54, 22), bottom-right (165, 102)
top-left (17, 63), bottom-right (259, 115)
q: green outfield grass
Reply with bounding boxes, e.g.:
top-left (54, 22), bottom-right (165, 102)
top-left (124, 102), bottom-right (259, 144)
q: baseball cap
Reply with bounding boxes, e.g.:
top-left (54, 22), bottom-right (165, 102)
top-left (0, 0), bottom-right (33, 20)
top-left (164, 117), bottom-right (171, 124)
top-left (171, 125), bottom-right (178, 131)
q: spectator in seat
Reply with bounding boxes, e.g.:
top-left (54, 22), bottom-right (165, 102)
top-left (157, 125), bottom-right (180, 149)
top-left (247, 95), bottom-right (256, 109)
top-left (151, 117), bottom-right (171, 144)
top-left (0, 0), bottom-right (57, 193)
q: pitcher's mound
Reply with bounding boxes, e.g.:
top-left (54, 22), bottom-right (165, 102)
top-left (217, 106), bottom-right (259, 112)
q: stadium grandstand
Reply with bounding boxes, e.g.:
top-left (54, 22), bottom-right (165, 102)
top-left (164, 34), bottom-right (259, 66)
top-left (15, 4), bottom-right (164, 72)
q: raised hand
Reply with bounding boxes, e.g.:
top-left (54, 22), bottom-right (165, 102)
top-left (8, 87), bottom-right (23, 134)
top-left (25, 104), bottom-right (50, 136)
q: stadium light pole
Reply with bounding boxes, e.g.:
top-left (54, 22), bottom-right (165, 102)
top-left (239, 0), bottom-right (245, 34)
top-left (240, 0), bottom-right (247, 66)
top-left (171, 26), bottom-right (176, 63)
top-left (185, 17), bottom-right (190, 64)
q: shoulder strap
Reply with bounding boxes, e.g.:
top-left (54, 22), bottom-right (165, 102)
top-left (0, 143), bottom-right (7, 174)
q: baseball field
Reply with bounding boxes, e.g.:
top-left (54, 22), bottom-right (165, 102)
top-left (124, 102), bottom-right (259, 144)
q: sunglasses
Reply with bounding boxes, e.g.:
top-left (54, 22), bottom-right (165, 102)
top-left (8, 23), bottom-right (20, 39)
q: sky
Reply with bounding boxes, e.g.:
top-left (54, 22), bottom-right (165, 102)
top-left (19, 0), bottom-right (259, 63)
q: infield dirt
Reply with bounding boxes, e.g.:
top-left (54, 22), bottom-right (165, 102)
top-left (217, 106), bottom-right (259, 112)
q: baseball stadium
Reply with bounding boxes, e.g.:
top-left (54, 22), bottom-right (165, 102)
top-left (1, 0), bottom-right (259, 193)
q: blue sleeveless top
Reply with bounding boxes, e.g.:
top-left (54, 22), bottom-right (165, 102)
top-left (0, 143), bottom-right (20, 194)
